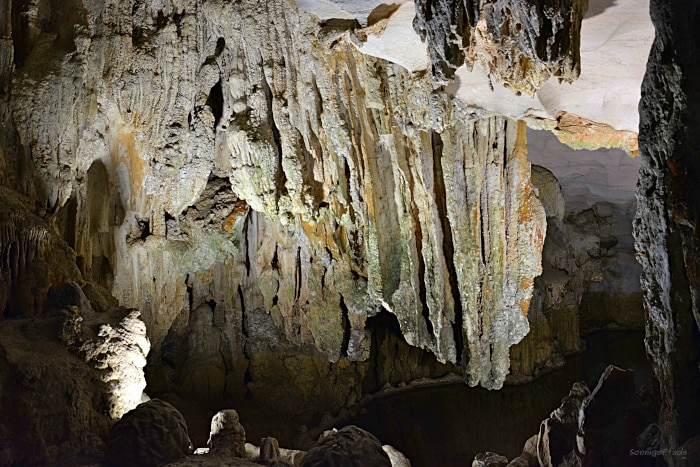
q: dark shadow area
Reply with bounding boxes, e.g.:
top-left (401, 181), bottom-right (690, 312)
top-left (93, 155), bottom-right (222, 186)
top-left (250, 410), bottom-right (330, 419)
top-left (342, 330), bottom-right (658, 466)
top-left (585, 0), bottom-right (618, 19)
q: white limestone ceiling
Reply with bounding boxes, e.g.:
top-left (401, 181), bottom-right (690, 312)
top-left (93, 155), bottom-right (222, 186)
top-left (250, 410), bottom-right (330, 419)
top-left (297, 0), bottom-right (654, 133)
top-left (527, 128), bottom-right (640, 221)
top-left (296, 0), bottom-right (412, 26)
top-left (352, 2), bottom-right (430, 73)
top-left (450, 0), bottom-right (654, 132)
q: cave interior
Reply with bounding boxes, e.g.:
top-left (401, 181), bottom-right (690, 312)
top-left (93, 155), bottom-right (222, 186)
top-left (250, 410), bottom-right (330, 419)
top-left (0, 0), bottom-right (699, 466)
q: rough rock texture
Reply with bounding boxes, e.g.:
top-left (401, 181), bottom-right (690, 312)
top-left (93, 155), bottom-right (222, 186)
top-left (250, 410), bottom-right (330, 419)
top-left (0, 182), bottom-right (152, 464)
top-left (634, 0), bottom-right (700, 463)
top-left (80, 309), bottom-right (151, 419)
top-left (511, 172), bottom-right (622, 379)
top-left (472, 451), bottom-right (508, 467)
top-left (549, 112), bottom-right (639, 157)
top-left (300, 426), bottom-right (392, 467)
top-left (444, 0), bottom-right (653, 135)
top-left (576, 365), bottom-right (636, 465)
top-left (259, 437), bottom-right (282, 465)
top-left (0, 186), bottom-right (82, 318)
top-left (207, 409), bottom-right (246, 458)
top-left (1, 0), bottom-right (546, 398)
top-left (0, 316), bottom-right (112, 465)
top-left (413, 0), bottom-right (588, 94)
top-left (105, 398), bottom-right (192, 467)
top-left (382, 444), bottom-right (412, 467)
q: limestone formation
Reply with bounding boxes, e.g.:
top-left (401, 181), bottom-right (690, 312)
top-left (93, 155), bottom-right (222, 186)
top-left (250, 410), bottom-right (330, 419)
top-left (382, 444), bottom-right (412, 467)
top-left (634, 0), bottom-right (700, 462)
top-left (0, 316), bottom-right (111, 465)
top-left (413, 0), bottom-right (588, 94)
top-left (0, 0), bottom-right (687, 464)
top-left (2, 0), bottom-right (547, 395)
top-left (105, 398), bottom-right (192, 467)
top-left (475, 365), bottom-right (636, 467)
top-left (576, 365), bottom-right (636, 464)
top-left (207, 409), bottom-right (246, 458)
top-left (0, 186), bottom-right (81, 318)
top-left (259, 437), bottom-right (282, 465)
top-left (472, 451), bottom-right (508, 467)
top-left (80, 309), bottom-right (151, 419)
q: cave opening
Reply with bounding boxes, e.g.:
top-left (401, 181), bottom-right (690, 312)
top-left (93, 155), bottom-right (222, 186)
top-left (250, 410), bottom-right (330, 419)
top-left (526, 128), bottom-right (645, 334)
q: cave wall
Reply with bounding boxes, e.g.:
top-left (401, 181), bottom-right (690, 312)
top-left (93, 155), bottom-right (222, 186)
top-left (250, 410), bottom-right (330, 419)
top-left (0, 0), bottom-right (548, 426)
top-left (634, 0), bottom-right (700, 460)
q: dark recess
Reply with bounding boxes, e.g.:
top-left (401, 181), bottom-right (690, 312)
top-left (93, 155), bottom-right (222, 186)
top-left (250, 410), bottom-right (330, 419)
top-left (206, 80), bottom-right (224, 129)
top-left (340, 295), bottom-right (351, 357)
top-left (431, 131), bottom-right (465, 362)
top-left (11, 0), bottom-right (31, 67)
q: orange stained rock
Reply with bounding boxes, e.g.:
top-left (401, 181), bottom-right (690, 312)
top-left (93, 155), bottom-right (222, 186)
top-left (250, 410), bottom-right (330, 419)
top-left (222, 201), bottom-right (248, 233)
top-left (520, 298), bottom-right (531, 318)
top-left (553, 111), bottom-right (639, 156)
top-left (519, 182), bottom-right (533, 223)
top-left (222, 213), bottom-right (237, 233)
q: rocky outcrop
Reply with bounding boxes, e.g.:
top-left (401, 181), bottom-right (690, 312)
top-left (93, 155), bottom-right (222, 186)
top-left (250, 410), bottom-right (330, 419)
top-left (0, 316), bottom-right (112, 465)
top-left (634, 0), bottom-right (700, 463)
top-left (477, 365), bottom-right (637, 466)
top-left (207, 409), bottom-right (246, 458)
top-left (413, 0), bottom-right (588, 93)
top-left (105, 398), bottom-right (192, 467)
top-left (301, 426), bottom-right (392, 467)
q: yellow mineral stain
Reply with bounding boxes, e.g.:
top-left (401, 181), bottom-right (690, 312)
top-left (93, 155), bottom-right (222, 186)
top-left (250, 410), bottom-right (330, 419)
top-left (114, 126), bottom-right (148, 211)
top-left (520, 298), bottom-right (530, 318)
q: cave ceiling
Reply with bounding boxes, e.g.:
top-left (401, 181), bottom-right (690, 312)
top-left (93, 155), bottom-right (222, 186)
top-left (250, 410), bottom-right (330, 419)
top-left (304, 0), bottom-right (653, 134)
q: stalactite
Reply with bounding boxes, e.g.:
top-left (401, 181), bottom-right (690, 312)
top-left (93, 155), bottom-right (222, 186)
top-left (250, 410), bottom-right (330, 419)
top-left (4, 0), bottom-right (546, 393)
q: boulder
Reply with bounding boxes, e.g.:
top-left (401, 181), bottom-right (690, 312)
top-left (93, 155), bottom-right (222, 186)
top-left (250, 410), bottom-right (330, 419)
top-left (105, 399), bottom-right (192, 467)
top-left (301, 426), bottom-right (392, 467)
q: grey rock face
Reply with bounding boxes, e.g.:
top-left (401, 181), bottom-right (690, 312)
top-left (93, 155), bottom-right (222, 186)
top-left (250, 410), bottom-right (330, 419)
top-left (413, 0), bottom-right (588, 93)
top-left (207, 409), bottom-right (246, 458)
top-left (105, 399), bottom-right (192, 467)
top-left (634, 0), bottom-right (700, 462)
